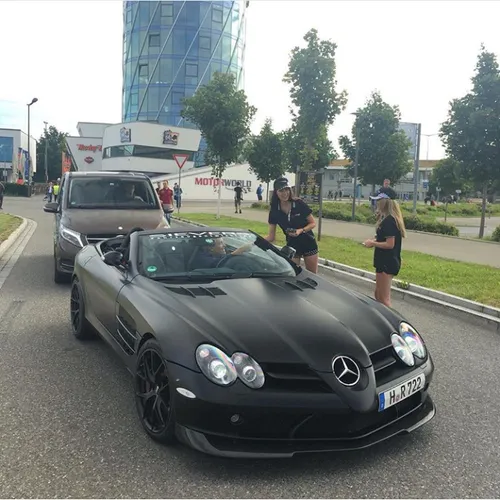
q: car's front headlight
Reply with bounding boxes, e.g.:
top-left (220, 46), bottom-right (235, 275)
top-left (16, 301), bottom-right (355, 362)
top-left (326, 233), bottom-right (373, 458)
top-left (232, 352), bottom-right (265, 389)
top-left (60, 225), bottom-right (84, 247)
top-left (196, 344), bottom-right (237, 386)
top-left (399, 322), bottom-right (427, 359)
top-left (391, 333), bottom-right (415, 366)
top-left (195, 344), bottom-right (266, 388)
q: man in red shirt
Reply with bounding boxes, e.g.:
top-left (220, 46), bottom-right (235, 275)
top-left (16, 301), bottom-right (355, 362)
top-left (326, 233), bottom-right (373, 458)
top-left (158, 181), bottom-right (174, 223)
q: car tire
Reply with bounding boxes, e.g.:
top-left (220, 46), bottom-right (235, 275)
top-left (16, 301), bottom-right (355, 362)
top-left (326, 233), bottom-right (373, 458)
top-left (135, 339), bottom-right (177, 445)
top-left (70, 278), bottom-right (95, 340)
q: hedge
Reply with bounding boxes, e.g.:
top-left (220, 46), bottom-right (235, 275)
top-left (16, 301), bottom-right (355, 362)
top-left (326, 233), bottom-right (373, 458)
top-left (3, 183), bottom-right (29, 197)
top-left (492, 226), bottom-right (500, 242)
top-left (251, 202), bottom-right (459, 236)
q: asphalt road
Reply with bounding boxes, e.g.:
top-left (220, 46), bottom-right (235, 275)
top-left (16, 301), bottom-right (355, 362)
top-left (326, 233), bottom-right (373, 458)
top-left (0, 196), bottom-right (499, 498)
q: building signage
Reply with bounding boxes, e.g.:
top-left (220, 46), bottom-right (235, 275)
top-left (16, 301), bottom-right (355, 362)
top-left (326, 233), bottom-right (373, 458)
top-left (195, 177), bottom-right (252, 191)
top-left (84, 156), bottom-right (94, 164)
top-left (120, 127), bottom-right (131, 143)
top-left (163, 129), bottom-right (179, 145)
top-left (77, 144), bottom-right (102, 152)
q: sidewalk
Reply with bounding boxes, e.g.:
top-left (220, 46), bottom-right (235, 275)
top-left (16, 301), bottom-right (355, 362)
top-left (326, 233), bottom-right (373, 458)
top-left (181, 204), bottom-right (500, 268)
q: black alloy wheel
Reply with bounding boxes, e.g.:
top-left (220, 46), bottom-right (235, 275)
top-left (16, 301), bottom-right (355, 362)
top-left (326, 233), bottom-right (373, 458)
top-left (70, 278), bottom-right (94, 339)
top-left (134, 340), bottom-right (176, 444)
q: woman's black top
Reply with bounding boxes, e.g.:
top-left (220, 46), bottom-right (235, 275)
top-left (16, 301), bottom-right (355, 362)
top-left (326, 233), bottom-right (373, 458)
top-left (268, 199), bottom-right (316, 242)
top-left (374, 215), bottom-right (402, 271)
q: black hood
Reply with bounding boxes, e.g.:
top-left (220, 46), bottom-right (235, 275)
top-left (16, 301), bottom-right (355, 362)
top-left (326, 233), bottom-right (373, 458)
top-left (143, 273), bottom-right (402, 373)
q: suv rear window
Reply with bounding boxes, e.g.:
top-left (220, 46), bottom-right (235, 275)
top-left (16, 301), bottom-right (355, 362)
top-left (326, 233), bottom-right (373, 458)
top-left (67, 177), bottom-right (159, 210)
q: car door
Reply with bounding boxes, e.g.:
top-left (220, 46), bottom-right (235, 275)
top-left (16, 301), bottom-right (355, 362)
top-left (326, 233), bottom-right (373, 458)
top-left (84, 255), bottom-right (128, 338)
top-left (114, 282), bottom-right (142, 358)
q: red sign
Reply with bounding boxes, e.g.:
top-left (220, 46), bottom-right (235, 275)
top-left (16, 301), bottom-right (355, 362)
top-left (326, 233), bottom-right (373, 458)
top-left (173, 153), bottom-right (189, 169)
top-left (77, 144), bottom-right (102, 152)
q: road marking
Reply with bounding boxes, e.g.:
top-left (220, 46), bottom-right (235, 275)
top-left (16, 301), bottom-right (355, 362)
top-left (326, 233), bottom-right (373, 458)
top-left (0, 219), bottom-right (37, 292)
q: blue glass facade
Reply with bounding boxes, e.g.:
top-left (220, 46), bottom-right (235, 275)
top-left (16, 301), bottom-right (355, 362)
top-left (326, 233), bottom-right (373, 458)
top-left (122, 1), bottom-right (248, 166)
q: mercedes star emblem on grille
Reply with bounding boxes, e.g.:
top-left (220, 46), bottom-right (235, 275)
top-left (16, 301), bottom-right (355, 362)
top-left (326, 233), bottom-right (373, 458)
top-left (332, 355), bottom-right (361, 386)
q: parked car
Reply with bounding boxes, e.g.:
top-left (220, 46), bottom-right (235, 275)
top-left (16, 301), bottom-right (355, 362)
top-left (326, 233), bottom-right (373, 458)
top-left (69, 226), bottom-right (436, 458)
top-left (43, 171), bottom-right (168, 283)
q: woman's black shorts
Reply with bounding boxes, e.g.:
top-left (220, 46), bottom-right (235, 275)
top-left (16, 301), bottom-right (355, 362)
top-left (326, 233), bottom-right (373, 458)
top-left (286, 233), bottom-right (319, 258)
top-left (375, 262), bottom-right (401, 276)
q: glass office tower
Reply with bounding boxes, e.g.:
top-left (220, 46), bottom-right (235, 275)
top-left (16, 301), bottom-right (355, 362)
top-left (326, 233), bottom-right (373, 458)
top-left (122, 1), bottom-right (248, 166)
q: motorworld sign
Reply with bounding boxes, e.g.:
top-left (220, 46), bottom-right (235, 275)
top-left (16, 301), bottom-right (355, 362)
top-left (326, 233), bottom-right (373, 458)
top-left (195, 177), bottom-right (252, 190)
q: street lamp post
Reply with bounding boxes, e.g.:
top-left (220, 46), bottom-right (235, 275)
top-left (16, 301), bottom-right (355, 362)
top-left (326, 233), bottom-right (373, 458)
top-left (43, 121), bottom-right (48, 183)
top-left (351, 112), bottom-right (359, 221)
top-left (27, 97), bottom-right (38, 196)
top-left (422, 133), bottom-right (438, 160)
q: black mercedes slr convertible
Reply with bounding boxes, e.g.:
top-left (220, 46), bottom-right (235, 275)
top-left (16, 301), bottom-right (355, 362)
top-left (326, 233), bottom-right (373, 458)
top-left (70, 227), bottom-right (435, 458)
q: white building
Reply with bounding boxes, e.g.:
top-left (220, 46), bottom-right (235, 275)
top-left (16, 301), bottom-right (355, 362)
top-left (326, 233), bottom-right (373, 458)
top-left (65, 121), bottom-right (201, 176)
top-left (0, 128), bottom-right (37, 183)
top-left (153, 162), bottom-right (295, 201)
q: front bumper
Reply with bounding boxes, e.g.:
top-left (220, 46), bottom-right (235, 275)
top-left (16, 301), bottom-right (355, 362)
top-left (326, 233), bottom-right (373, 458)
top-left (167, 360), bottom-right (436, 458)
top-left (56, 237), bottom-right (82, 274)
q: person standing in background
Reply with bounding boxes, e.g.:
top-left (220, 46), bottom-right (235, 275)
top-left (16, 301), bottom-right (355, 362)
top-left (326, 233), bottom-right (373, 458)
top-left (173, 183), bottom-right (182, 209)
top-left (234, 182), bottom-right (243, 214)
top-left (158, 181), bottom-right (174, 223)
top-left (0, 180), bottom-right (4, 209)
top-left (256, 183), bottom-right (263, 202)
top-left (53, 181), bottom-right (60, 202)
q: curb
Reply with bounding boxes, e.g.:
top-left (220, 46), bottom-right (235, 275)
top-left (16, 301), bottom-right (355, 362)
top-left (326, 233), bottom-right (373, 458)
top-left (173, 215), bottom-right (500, 333)
top-left (0, 215), bottom-right (28, 260)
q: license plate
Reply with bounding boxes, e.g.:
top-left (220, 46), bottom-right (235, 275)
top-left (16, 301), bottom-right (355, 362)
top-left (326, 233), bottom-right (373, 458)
top-left (378, 373), bottom-right (425, 412)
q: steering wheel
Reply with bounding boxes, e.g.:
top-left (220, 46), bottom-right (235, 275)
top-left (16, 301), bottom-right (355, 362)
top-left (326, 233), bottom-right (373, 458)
top-left (216, 254), bottom-right (255, 273)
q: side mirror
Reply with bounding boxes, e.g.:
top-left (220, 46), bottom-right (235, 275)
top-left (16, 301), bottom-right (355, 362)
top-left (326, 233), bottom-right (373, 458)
top-left (103, 250), bottom-right (124, 267)
top-left (280, 245), bottom-right (296, 260)
top-left (43, 202), bottom-right (59, 213)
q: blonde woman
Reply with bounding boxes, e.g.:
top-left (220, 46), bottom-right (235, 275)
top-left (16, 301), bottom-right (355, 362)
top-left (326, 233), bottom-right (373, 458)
top-left (363, 188), bottom-right (406, 307)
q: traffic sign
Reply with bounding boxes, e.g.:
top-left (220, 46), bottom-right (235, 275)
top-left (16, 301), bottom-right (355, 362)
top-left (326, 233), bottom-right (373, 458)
top-left (173, 153), bottom-right (189, 170)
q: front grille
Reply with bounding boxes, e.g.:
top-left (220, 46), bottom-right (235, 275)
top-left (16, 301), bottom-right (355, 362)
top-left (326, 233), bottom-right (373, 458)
top-left (293, 392), bottom-right (422, 439)
top-left (370, 345), bottom-right (420, 386)
top-left (85, 233), bottom-right (123, 244)
top-left (261, 363), bottom-right (332, 393)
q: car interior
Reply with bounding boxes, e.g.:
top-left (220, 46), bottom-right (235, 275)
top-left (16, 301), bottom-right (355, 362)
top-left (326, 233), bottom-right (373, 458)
top-left (97, 228), bottom-right (290, 278)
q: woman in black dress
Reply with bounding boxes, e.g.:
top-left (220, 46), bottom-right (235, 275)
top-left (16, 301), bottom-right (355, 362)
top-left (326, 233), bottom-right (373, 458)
top-left (363, 187), bottom-right (406, 307)
top-left (264, 177), bottom-right (319, 273)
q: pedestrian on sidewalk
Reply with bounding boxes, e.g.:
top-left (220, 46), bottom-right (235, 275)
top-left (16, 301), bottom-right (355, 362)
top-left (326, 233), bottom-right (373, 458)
top-left (234, 182), bottom-right (243, 213)
top-left (363, 187), bottom-right (406, 308)
top-left (158, 181), bottom-right (174, 223)
top-left (264, 177), bottom-right (319, 273)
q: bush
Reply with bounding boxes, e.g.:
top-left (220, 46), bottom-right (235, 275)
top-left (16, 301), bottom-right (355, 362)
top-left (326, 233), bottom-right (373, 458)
top-left (492, 225), bottom-right (500, 242)
top-left (251, 201), bottom-right (459, 235)
top-left (403, 215), bottom-right (459, 236)
top-left (3, 183), bottom-right (29, 197)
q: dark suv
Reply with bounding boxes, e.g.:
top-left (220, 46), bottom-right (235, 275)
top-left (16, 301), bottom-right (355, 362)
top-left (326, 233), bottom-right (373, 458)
top-left (44, 171), bottom-right (168, 283)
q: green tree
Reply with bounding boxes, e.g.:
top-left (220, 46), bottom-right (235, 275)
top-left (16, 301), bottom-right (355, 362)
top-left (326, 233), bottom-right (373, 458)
top-left (283, 28), bottom-right (347, 190)
top-left (440, 45), bottom-right (500, 238)
top-left (428, 157), bottom-right (471, 198)
top-left (246, 119), bottom-right (286, 202)
top-left (35, 125), bottom-right (68, 182)
top-left (339, 91), bottom-right (413, 192)
top-left (181, 72), bottom-right (256, 218)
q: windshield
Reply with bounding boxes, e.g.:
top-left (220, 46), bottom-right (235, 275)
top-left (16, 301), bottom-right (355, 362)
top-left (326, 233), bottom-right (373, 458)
top-left (137, 231), bottom-right (296, 281)
top-left (67, 177), bottom-right (159, 209)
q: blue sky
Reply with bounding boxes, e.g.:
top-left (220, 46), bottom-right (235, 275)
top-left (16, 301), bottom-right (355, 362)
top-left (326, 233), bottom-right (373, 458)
top-left (1, 0), bottom-right (500, 160)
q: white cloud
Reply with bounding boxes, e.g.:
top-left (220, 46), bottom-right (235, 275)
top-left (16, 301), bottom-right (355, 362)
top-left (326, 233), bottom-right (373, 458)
top-left (1, 0), bottom-right (500, 160)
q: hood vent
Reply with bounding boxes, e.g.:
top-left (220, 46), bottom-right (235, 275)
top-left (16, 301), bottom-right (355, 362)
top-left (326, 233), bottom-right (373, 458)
top-left (164, 285), bottom-right (227, 298)
top-left (283, 277), bottom-right (318, 291)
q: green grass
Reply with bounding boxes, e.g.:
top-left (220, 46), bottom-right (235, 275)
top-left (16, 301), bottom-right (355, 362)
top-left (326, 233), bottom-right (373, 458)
top-left (0, 214), bottom-right (22, 244)
top-left (179, 212), bottom-right (500, 308)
